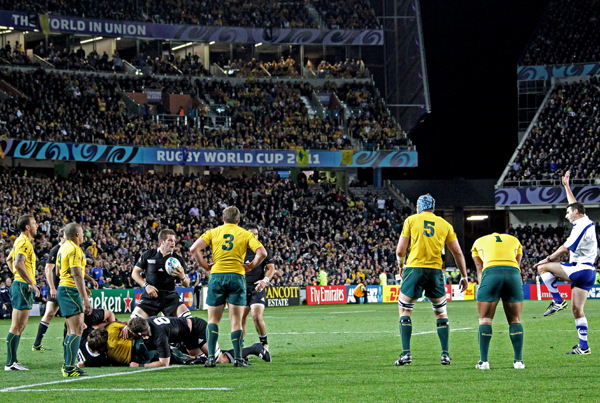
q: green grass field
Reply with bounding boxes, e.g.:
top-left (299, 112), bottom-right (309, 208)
top-left (1, 300), bottom-right (599, 402)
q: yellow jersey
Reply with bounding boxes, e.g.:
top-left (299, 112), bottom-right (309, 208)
top-left (10, 234), bottom-right (37, 285)
top-left (106, 323), bottom-right (132, 364)
top-left (58, 240), bottom-right (86, 288)
top-left (401, 212), bottom-right (457, 270)
top-left (471, 233), bottom-right (522, 271)
top-left (201, 223), bottom-right (263, 275)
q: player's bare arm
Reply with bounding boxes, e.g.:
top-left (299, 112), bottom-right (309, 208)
top-left (396, 236), bottom-right (409, 276)
top-left (71, 265), bottom-right (92, 315)
top-left (190, 238), bottom-right (212, 271)
top-left (562, 170), bottom-right (577, 204)
top-left (447, 240), bottom-right (469, 292)
top-left (473, 256), bottom-right (484, 285)
top-left (133, 266), bottom-right (157, 297)
top-left (255, 263), bottom-right (275, 292)
top-left (244, 246), bottom-right (267, 272)
top-left (533, 245), bottom-right (568, 269)
top-left (45, 262), bottom-right (57, 299)
top-left (14, 253), bottom-right (40, 297)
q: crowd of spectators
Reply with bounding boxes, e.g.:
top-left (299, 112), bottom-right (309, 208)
top-left (0, 0), bottom-right (317, 28)
top-left (0, 168), bottom-right (413, 298)
top-left (315, 59), bottom-right (367, 79)
top-left (503, 77), bottom-right (600, 186)
top-left (521, 0), bottom-right (600, 66)
top-left (0, 67), bottom-right (406, 151)
top-left (313, 0), bottom-right (380, 29)
top-left (223, 56), bottom-right (300, 78)
top-left (136, 52), bottom-right (210, 77)
top-left (0, 40), bottom-right (40, 67)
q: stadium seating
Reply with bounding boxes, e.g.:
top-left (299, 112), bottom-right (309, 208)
top-left (313, 0), bottom-right (380, 29)
top-left (0, 167), bottom-right (411, 288)
top-left (503, 77), bottom-right (600, 186)
top-left (520, 0), bottom-right (600, 66)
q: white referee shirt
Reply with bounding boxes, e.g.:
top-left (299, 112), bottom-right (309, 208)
top-left (564, 215), bottom-right (598, 265)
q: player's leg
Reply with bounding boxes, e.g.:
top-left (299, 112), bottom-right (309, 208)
top-left (6, 281), bottom-right (32, 370)
top-left (425, 268), bottom-right (451, 364)
top-left (206, 304), bottom-right (224, 364)
top-left (476, 300), bottom-right (498, 369)
top-left (204, 273), bottom-right (228, 366)
top-left (537, 262), bottom-right (570, 315)
top-left (503, 301), bottom-right (524, 367)
top-left (33, 301), bottom-right (60, 350)
top-left (64, 313), bottom-right (86, 374)
top-left (228, 304), bottom-right (247, 364)
top-left (568, 287), bottom-right (591, 354)
top-left (242, 306), bottom-right (251, 337)
top-left (171, 303), bottom-right (192, 319)
top-left (396, 283), bottom-right (418, 366)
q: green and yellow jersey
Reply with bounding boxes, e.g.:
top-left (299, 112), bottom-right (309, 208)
top-left (106, 323), bottom-right (132, 364)
top-left (401, 212), bottom-right (457, 270)
top-left (58, 240), bottom-right (86, 288)
top-left (10, 234), bottom-right (37, 284)
top-left (201, 223), bottom-right (263, 275)
top-left (471, 233), bottom-right (522, 271)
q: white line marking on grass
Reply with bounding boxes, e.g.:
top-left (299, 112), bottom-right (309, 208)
top-left (412, 327), bottom-right (474, 336)
top-left (5, 388), bottom-right (231, 393)
top-left (269, 328), bottom-right (474, 335)
top-left (0, 366), bottom-right (179, 393)
top-left (328, 310), bottom-right (376, 314)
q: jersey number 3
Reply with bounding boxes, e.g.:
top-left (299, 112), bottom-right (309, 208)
top-left (222, 234), bottom-right (235, 251)
top-left (423, 221), bottom-right (435, 237)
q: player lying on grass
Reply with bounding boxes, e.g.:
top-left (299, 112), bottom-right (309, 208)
top-left (125, 316), bottom-right (271, 367)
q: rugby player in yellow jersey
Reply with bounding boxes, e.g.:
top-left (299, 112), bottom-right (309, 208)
top-left (395, 194), bottom-right (468, 366)
top-left (57, 222), bottom-right (92, 377)
top-left (471, 232), bottom-right (524, 370)
top-left (190, 206), bottom-right (267, 367)
top-left (5, 215), bottom-right (40, 371)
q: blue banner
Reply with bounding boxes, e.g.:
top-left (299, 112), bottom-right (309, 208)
top-left (0, 11), bottom-right (384, 45)
top-left (517, 63), bottom-right (600, 81)
top-left (496, 186), bottom-right (600, 206)
top-left (1, 139), bottom-right (418, 168)
top-left (588, 286), bottom-right (600, 299)
top-left (346, 285), bottom-right (382, 303)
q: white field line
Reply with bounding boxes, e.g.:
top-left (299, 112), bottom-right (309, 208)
top-left (269, 327), bottom-right (475, 335)
top-left (4, 388), bottom-right (231, 393)
top-left (328, 310), bottom-right (377, 314)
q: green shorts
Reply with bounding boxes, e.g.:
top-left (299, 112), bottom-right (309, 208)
top-left (477, 266), bottom-right (524, 303)
top-left (206, 273), bottom-right (247, 307)
top-left (10, 280), bottom-right (33, 310)
top-left (57, 286), bottom-right (84, 317)
top-left (400, 267), bottom-right (447, 299)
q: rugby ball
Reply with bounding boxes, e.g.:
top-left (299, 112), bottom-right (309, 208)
top-left (165, 257), bottom-right (181, 276)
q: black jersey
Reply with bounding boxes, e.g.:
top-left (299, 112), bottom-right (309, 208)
top-left (244, 247), bottom-right (274, 284)
top-left (145, 316), bottom-right (191, 359)
top-left (135, 248), bottom-right (187, 292)
top-left (48, 244), bottom-right (61, 289)
top-left (77, 327), bottom-right (110, 367)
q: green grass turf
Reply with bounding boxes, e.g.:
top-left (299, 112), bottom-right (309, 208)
top-left (1, 300), bottom-right (599, 402)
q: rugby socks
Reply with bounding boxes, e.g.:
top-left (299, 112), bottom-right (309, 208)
top-left (437, 318), bottom-right (450, 355)
top-left (399, 316), bottom-right (412, 353)
top-left (259, 334), bottom-right (268, 346)
top-left (509, 323), bottom-right (524, 361)
top-left (206, 324), bottom-right (219, 358)
top-left (540, 272), bottom-right (563, 303)
top-left (34, 321), bottom-right (49, 347)
top-left (231, 330), bottom-right (244, 361)
top-left (69, 335), bottom-right (81, 367)
top-left (6, 333), bottom-right (20, 365)
top-left (575, 317), bottom-right (589, 349)
top-left (478, 325), bottom-right (492, 362)
top-left (64, 334), bottom-right (73, 369)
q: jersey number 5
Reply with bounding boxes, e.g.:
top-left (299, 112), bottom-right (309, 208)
top-left (423, 221), bottom-right (435, 237)
top-left (222, 234), bottom-right (235, 251)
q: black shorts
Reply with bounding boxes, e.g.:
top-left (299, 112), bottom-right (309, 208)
top-left (246, 287), bottom-right (267, 308)
top-left (185, 317), bottom-right (208, 351)
top-left (136, 290), bottom-right (183, 317)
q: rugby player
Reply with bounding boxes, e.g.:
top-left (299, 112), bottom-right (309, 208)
top-left (534, 170), bottom-right (597, 355)
top-left (394, 194), bottom-right (468, 366)
top-left (57, 222), bottom-right (93, 377)
top-left (190, 206), bottom-right (267, 367)
top-left (471, 232), bottom-right (525, 369)
top-left (241, 227), bottom-right (274, 357)
top-left (131, 229), bottom-right (191, 319)
top-left (5, 215), bottom-right (40, 371)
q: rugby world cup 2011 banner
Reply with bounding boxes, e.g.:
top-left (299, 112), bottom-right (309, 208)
top-left (133, 287), bottom-right (195, 311)
top-left (88, 289), bottom-right (135, 314)
top-left (517, 63), bottom-right (600, 81)
top-left (529, 284), bottom-right (572, 300)
top-left (0, 11), bottom-right (383, 45)
top-left (588, 286), bottom-right (600, 299)
top-left (495, 186), bottom-right (600, 206)
top-left (265, 286), bottom-right (300, 307)
top-left (0, 139), bottom-right (418, 168)
top-left (346, 285), bottom-right (382, 303)
top-left (306, 285), bottom-right (347, 305)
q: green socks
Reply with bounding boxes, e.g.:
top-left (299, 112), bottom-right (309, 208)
top-left (231, 330), bottom-right (244, 361)
top-left (478, 325), bottom-right (493, 362)
top-left (6, 332), bottom-right (20, 365)
top-left (509, 323), bottom-right (524, 361)
top-left (399, 316), bottom-right (412, 353)
top-left (206, 324), bottom-right (219, 358)
top-left (437, 318), bottom-right (449, 355)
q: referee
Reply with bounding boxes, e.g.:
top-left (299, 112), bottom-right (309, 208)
top-left (131, 229), bottom-right (191, 319)
top-left (241, 228), bottom-right (274, 355)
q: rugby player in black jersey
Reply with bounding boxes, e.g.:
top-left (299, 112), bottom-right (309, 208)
top-left (131, 229), bottom-right (191, 319)
top-left (126, 316), bottom-right (270, 367)
top-left (241, 228), bottom-right (274, 358)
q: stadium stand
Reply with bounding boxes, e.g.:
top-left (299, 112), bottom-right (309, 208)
top-left (0, 167), bottom-right (416, 289)
top-left (520, 0), bottom-right (600, 66)
top-left (313, 0), bottom-right (380, 29)
top-left (503, 77), bottom-right (600, 186)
